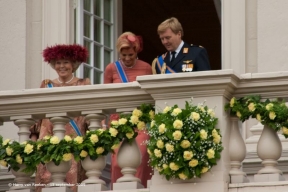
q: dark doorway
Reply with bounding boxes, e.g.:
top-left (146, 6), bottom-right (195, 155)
top-left (122, 0), bottom-right (221, 70)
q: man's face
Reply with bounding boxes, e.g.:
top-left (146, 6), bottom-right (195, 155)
top-left (159, 28), bottom-right (182, 52)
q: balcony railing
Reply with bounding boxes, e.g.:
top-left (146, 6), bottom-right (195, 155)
top-left (1, 69), bottom-right (288, 192)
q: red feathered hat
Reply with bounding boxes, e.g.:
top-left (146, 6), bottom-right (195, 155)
top-left (43, 44), bottom-right (89, 63)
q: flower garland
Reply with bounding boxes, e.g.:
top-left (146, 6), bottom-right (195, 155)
top-left (147, 99), bottom-right (223, 180)
top-left (0, 136), bottom-right (40, 173)
top-left (225, 95), bottom-right (288, 137)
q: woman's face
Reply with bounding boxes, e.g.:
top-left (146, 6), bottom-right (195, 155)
top-left (120, 47), bottom-right (137, 67)
top-left (54, 59), bottom-right (74, 78)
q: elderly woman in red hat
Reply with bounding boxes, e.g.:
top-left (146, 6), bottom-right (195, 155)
top-left (104, 32), bottom-right (153, 188)
top-left (30, 44), bottom-right (90, 192)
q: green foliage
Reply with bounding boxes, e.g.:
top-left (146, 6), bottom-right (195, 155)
top-left (225, 95), bottom-right (288, 137)
top-left (147, 99), bottom-right (223, 180)
top-left (0, 135), bottom-right (40, 173)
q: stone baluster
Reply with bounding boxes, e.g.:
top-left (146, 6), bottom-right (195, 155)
top-left (254, 125), bottom-right (285, 182)
top-left (114, 108), bottom-right (143, 190)
top-left (77, 111), bottom-right (108, 192)
top-left (43, 115), bottom-right (71, 192)
top-left (9, 117), bottom-right (36, 191)
top-left (229, 117), bottom-right (249, 183)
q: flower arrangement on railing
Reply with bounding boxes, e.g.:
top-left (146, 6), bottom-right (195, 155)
top-left (225, 95), bottom-right (288, 138)
top-left (72, 129), bottom-right (115, 161)
top-left (147, 99), bottom-right (223, 180)
top-left (0, 135), bottom-right (40, 173)
top-left (110, 103), bottom-right (155, 143)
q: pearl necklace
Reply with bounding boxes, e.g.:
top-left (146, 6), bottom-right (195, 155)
top-left (57, 74), bottom-right (74, 84)
top-left (121, 60), bottom-right (136, 68)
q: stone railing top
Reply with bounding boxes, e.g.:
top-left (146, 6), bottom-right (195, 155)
top-left (0, 81), bottom-right (153, 122)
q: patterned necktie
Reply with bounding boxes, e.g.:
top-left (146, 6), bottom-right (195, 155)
top-left (170, 51), bottom-right (176, 63)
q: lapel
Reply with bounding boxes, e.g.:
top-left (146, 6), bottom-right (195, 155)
top-left (168, 43), bottom-right (189, 68)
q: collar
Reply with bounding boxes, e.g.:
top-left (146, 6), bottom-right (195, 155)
top-left (171, 41), bottom-right (184, 57)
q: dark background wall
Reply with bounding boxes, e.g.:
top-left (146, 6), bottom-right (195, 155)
top-left (122, 0), bottom-right (221, 70)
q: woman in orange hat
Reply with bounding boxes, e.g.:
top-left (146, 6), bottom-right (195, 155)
top-left (30, 44), bottom-right (90, 192)
top-left (104, 32), bottom-right (153, 188)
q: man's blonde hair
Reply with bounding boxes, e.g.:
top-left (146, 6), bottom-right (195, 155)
top-left (157, 17), bottom-right (184, 37)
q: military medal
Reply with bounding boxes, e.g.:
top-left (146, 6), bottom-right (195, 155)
top-left (182, 60), bottom-right (193, 72)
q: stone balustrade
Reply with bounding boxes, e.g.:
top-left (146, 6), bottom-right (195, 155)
top-left (1, 70), bottom-right (288, 192)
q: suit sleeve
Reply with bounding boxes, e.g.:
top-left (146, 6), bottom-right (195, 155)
top-left (195, 48), bottom-right (211, 71)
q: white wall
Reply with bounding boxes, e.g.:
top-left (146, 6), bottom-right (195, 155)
top-left (258, 0), bottom-right (288, 72)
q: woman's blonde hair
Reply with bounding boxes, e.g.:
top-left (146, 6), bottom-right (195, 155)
top-left (116, 32), bottom-right (142, 53)
top-left (157, 17), bottom-right (184, 37)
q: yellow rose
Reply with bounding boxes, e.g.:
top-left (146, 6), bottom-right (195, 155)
top-left (96, 147), bottom-right (104, 154)
top-left (212, 129), bottom-right (218, 137)
top-left (64, 135), bottom-right (72, 142)
top-left (169, 162), bottom-right (179, 171)
top-left (24, 144), bottom-right (34, 154)
top-left (37, 144), bottom-right (42, 150)
top-left (156, 140), bottom-right (164, 149)
top-left (151, 120), bottom-right (155, 128)
top-left (171, 108), bottom-right (182, 116)
top-left (158, 124), bottom-right (166, 134)
top-left (230, 97), bottom-right (235, 107)
top-left (0, 160), bottom-right (7, 167)
top-left (207, 109), bottom-right (215, 117)
top-left (165, 143), bottom-right (174, 152)
top-left (21, 141), bottom-right (27, 145)
top-left (2, 139), bottom-right (10, 146)
top-left (266, 103), bottom-right (273, 110)
top-left (200, 129), bottom-right (207, 140)
top-left (282, 127), bottom-right (288, 135)
top-left (147, 149), bottom-right (152, 155)
top-left (162, 164), bottom-right (168, 169)
top-left (256, 114), bottom-right (261, 121)
top-left (173, 119), bottom-right (183, 129)
top-left (98, 129), bottom-right (104, 135)
top-left (43, 135), bottom-right (51, 140)
top-left (163, 106), bottom-right (171, 113)
top-left (109, 128), bottom-right (118, 137)
top-left (90, 134), bottom-right (99, 144)
top-left (179, 173), bottom-right (188, 180)
top-left (16, 154), bottom-right (23, 164)
top-left (149, 110), bottom-right (155, 119)
top-left (62, 153), bottom-right (72, 161)
top-left (132, 109), bottom-right (142, 117)
top-left (129, 115), bottom-right (139, 125)
top-left (183, 151), bottom-right (193, 160)
top-left (126, 132), bottom-right (134, 139)
top-left (74, 136), bottom-right (83, 144)
top-left (111, 120), bottom-right (119, 126)
top-left (207, 149), bottom-right (215, 159)
top-left (80, 150), bottom-right (88, 158)
top-left (86, 130), bottom-right (90, 134)
top-left (198, 106), bottom-right (205, 112)
top-left (213, 135), bottom-right (221, 144)
top-left (269, 111), bottom-right (276, 120)
top-left (154, 149), bottom-right (162, 158)
top-left (189, 159), bottom-right (198, 167)
top-left (172, 130), bottom-right (182, 140)
top-left (6, 146), bottom-right (13, 156)
top-left (50, 136), bottom-right (60, 144)
top-left (201, 167), bottom-right (209, 173)
top-left (118, 118), bottom-right (127, 125)
top-left (156, 166), bottom-right (163, 172)
top-left (137, 121), bottom-right (146, 131)
top-left (191, 112), bottom-right (200, 121)
top-left (248, 103), bottom-right (256, 112)
top-left (111, 143), bottom-right (120, 150)
top-left (180, 140), bottom-right (191, 148)
top-left (236, 111), bottom-right (241, 118)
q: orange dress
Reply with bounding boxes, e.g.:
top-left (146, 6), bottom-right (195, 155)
top-left (33, 78), bottom-right (90, 192)
top-left (104, 59), bottom-right (153, 187)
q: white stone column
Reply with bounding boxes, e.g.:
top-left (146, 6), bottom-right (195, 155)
top-left (229, 117), bottom-right (249, 183)
top-left (48, 116), bottom-right (70, 139)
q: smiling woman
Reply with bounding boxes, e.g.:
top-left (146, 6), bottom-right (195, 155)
top-left (29, 44), bottom-right (91, 192)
